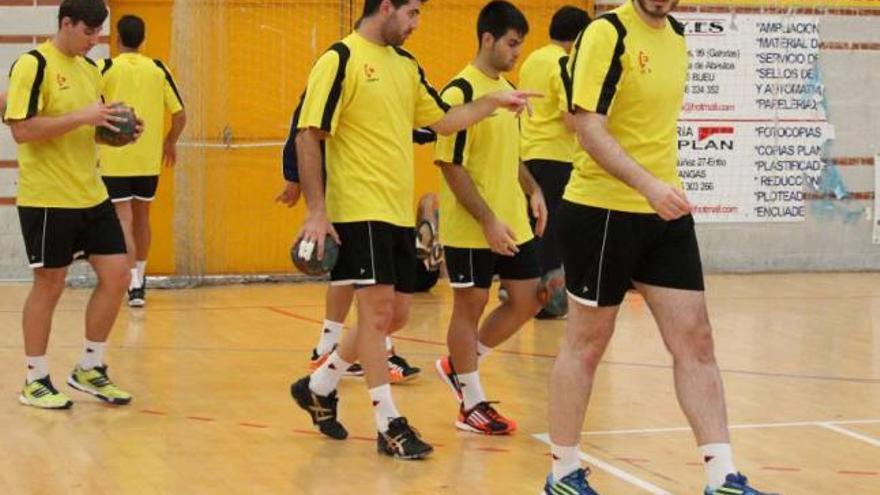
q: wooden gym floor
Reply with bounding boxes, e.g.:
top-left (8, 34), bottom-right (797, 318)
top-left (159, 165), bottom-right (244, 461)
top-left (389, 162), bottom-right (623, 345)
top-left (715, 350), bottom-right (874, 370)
top-left (0, 273), bottom-right (878, 494)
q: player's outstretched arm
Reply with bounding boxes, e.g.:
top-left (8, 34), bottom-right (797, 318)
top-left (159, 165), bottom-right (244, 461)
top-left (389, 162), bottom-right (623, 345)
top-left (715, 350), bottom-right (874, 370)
top-left (9, 102), bottom-right (126, 144)
top-left (430, 90), bottom-right (541, 136)
top-left (575, 110), bottom-right (690, 221)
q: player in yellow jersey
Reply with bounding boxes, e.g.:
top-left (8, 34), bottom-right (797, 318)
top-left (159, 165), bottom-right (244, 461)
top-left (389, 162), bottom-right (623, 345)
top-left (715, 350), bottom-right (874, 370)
top-left (519, 6), bottom-right (589, 319)
top-left (98, 15), bottom-right (186, 308)
top-left (289, 0), bottom-right (538, 460)
top-left (5, 0), bottom-right (142, 410)
top-left (432, 0), bottom-right (545, 436)
top-left (543, 2), bottom-right (778, 494)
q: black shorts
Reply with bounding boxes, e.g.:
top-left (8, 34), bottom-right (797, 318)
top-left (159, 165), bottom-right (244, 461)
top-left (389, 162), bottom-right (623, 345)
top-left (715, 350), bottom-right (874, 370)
top-left (445, 239), bottom-right (540, 289)
top-left (102, 175), bottom-right (160, 202)
top-left (558, 201), bottom-right (704, 307)
top-left (331, 221), bottom-right (417, 294)
top-left (18, 200), bottom-right (127, 269)
top-left (525, 159), bottom-right (573, 274)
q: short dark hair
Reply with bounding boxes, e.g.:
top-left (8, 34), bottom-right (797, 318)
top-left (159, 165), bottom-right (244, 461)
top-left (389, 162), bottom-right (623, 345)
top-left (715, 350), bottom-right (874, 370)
top-left (118, 15), bottom-right (146, 49)
top-left (362, 0), bottom-right (424, 18)
top-left (477, 1), bottom-right (529, 44)
top-left (549, 6), bottom-right (590, 42)
top-left (58, 0), bottom-right (108, 29)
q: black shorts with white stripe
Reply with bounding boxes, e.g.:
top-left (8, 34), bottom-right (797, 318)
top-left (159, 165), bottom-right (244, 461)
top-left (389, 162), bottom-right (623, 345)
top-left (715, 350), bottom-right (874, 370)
top-left (102, 175), bottom-right (160, 202)
top-left (330, 221), bottom-right (417, 294)
top-left (444, 239), bottom-right (540, 289)
top-left (557, 200), bottom-right (704, 307)
top-left (17, 199), bottom-right (127, 269)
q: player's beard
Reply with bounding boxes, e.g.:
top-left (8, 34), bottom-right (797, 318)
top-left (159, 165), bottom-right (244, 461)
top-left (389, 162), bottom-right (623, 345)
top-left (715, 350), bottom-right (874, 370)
top-left (491, 46), bottom-right (516, 73)
top-left (636, 0), bottom-right (679, 18)
top-left (382, 18), bottom-right (410, 47)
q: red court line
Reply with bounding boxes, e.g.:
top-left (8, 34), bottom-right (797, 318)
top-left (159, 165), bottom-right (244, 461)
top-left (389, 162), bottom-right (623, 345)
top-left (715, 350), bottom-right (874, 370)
top-left (140, 409), bottom-right (167, 416)
top-left (239, 422), bottom-right (269, 429)
top-left (762, 466), bottom-right (802, 472)
top-left (476, 447), bottom-right (510, 453)
top-left (838, 470), bottom-right (879, 476)
top-left (186, 416), bottom-right (215, 422)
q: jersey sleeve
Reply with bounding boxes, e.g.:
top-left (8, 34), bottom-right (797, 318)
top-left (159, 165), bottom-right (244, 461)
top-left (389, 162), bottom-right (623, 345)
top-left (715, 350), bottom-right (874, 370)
top-left (298, 48), bottom-right (346, 135)
top-left (433, 85), bottom-right (468, 166)
top-left (155, 60), bottom-right (184, 114)
top-left (413, 63), bottom-right (448, 128)
top-left (4, 54), bottom-right (43, 121)
top-left (570, 18), bottom-right (623, 115)
top-left (555, 55), bottom-right (573, 114)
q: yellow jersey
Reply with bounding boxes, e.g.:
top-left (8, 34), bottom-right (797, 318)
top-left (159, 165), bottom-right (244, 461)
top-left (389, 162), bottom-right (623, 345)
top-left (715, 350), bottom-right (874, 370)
top-left (98, 53), bottom-right (184, 177)
top-left (296, 31), bottom-right (447, 227)
top-left (564, 0), bottom-right (688, 213)
top-left (5, 41), bottom-right (107, 208)
top-left (435, 64), bottom-right (533, 249)
top-left (519, 43), bottom-right (577, 163)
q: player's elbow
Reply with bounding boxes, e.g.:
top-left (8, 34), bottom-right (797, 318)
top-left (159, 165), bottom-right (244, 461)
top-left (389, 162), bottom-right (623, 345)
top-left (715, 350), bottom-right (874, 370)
top-left (173, 110), bottom-right (187, 127)
top-left (9, 122), bottom-right (33, 144)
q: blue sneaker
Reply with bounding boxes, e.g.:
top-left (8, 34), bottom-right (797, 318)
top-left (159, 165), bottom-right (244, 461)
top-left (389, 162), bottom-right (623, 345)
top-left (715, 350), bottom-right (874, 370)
top-left (704, 473), bottom-right (780, 495)
top-left (543, 468), bottom-right (599, 494)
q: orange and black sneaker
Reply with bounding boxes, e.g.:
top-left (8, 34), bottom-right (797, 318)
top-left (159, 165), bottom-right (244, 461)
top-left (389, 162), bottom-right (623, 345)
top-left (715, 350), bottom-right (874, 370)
top-left (456, 401), bottom-right (517, 435)
top-left (309, 348), bottom-right (364, 377)
top-left (434, 355), bottom-right (462, 402)
top-left (388, 353), bottom-right (420, 383)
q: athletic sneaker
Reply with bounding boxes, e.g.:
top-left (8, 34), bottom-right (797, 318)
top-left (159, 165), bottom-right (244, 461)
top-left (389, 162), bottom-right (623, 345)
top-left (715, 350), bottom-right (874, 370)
top-left (456, 401), bottom-right (517, 435)
top-left (434, 355), bottom-right (462, 402)
top-left (290, 376), bottom-right (347, 440)
top-left (377, 416), bottom-right (433, 460)
top-left (309, 348), bottom-right (365, 377)
top-left (128, 287), bottom-right (145, 307)
top-left (19, 376), bottom-right (73, 409)
top-left (704, 473), bottom-right (780, 495)
top-left (388, 353), bottom-right (420, 383)
top-left (543, 468), bottom-right (599, 495)
top-left (67, 365), bottom-right (132, 405)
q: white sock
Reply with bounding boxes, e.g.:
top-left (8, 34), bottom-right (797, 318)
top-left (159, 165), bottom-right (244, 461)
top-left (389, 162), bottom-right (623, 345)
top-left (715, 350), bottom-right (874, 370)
top-left (701, 443), bottom-right (737, 489)
top-left (129, 268), bottom-right (140, 290)
top-left (369, 384), bottom-right (400, 433)
top-left (79, 339), bottom-right (106, 370)
top-left (458, 370), bottom-right (487, 410)
top-left (385, 336), bottom-right (394, 352)
top-left (136, 261), bottom-right (147, 286)
top-left (316, 320), bottom-right (344, 355)
top-left (309, 351), bottom-right (351, 396)
top-left (477, 340), bottom-right (492, 364)
top-left (551, 443), bottom-right (582, 482)
top-left (26, 355), bottom-right (49, 383)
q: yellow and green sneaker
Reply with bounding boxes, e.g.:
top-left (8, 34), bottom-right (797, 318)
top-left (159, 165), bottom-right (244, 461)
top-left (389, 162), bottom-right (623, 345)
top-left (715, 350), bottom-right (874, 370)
top-left (19, 376), bottom-right (73, 409)
top-left (67, 365), bottom-right (132, 405)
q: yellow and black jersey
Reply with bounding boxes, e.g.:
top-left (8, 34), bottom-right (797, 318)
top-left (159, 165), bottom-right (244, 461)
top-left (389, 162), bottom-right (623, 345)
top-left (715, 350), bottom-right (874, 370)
top-left (98, 53), bottom-right (184, 177)
top-left (519, 43), bottom-right (576, 163)
top-left (4, 41), bottom-right (106, 208)
top-left (434, 64), bottom-right (533, 249)
top-left (564, 0), bottom-right (688, 213)
top-left (296, 31), bottom-right (447, 227)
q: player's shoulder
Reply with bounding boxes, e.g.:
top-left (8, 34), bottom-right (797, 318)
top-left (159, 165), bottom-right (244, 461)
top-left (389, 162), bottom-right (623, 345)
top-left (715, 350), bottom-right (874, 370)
top-left (10, 49), bottom-right (43, 74)
top-left (441, 73), bottom-right (474, 103)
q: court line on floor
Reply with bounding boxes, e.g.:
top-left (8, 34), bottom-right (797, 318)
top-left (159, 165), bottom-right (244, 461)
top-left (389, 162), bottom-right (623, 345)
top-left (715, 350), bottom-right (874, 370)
top-left (532, 433), bottom-right (673, 494)
top-left (264, 307), bottom-right (880, 384)
top-left (574, 418), bottom-right (880, 437)
top-left (818, 423), bottom-right (880, 448)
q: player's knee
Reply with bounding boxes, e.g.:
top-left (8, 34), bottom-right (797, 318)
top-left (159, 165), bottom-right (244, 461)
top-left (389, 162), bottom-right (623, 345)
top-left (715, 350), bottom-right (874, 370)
top-left (565, 328), bottom-right (612, 368)
top-left (390, 306), bottom-right (409, 332)
top-left (34, 271), bottom-right (67, 298)
top-left (99, 264), bottom-right (131, 292)
top-left (673, 324), bottom-right (716, 364)
top-left (366, 303), bottom-right (395, 332)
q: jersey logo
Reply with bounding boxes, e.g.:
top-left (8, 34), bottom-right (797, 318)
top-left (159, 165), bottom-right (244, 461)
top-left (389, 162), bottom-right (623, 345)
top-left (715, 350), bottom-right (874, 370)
top-left (56, 73), bottom-right (70, 90)
top-left (363, 63), bottom-right (379, 82)
top-left (638, 51), bottom-right (652, 74)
